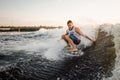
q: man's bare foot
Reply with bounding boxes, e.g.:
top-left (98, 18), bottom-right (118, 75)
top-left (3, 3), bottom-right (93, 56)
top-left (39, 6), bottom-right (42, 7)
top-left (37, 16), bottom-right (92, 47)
top-left (69, 48), bottom-right (78, 52)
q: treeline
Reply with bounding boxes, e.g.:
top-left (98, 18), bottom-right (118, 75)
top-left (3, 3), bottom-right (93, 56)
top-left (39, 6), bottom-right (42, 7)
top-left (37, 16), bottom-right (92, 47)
top-left (0, 26), bottom-right (63, 32)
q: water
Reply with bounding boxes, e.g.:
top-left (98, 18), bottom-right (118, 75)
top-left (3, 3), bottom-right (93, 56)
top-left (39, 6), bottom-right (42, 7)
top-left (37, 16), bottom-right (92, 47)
top-left (0, 24), bottom-right (119, 80)
top-left (102, 24), bottom-right (120, 80)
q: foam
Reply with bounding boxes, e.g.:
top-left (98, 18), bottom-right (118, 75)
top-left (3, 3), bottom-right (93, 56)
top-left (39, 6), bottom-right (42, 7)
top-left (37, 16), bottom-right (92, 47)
top-left (15, 25), bottom-right (98, 60)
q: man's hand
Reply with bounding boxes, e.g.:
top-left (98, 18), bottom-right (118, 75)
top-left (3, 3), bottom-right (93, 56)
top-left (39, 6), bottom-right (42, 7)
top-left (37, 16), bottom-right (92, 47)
top-left (92, 40), bottom-right (96, 46)
top-left (91, 39), bottom-right (95, 42)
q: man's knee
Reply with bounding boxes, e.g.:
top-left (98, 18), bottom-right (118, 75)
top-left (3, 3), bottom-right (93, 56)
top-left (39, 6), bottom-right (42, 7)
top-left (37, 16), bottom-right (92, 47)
top-left (64, 35), bottom-right (70, 39)
top-left (61, 34), bottom-right (65, 39)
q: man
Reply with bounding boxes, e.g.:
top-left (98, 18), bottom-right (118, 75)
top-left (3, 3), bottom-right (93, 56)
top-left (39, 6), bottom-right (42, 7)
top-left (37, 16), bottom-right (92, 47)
top-left (61, 20), bottom-right (95, 52)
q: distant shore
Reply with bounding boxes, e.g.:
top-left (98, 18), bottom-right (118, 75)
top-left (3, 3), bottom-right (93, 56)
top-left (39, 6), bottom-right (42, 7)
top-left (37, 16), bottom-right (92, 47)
top-left (0, 26), bottom-right (63, 32)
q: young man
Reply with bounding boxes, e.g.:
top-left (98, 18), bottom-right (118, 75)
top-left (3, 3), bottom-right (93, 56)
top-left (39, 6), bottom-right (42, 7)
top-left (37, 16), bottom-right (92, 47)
top-left (61, 20), bottom-right (95, 52)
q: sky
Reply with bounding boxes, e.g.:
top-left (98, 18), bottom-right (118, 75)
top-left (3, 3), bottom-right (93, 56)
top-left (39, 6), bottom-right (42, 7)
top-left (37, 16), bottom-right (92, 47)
top-left (0, 0), bottom-right (120, 26)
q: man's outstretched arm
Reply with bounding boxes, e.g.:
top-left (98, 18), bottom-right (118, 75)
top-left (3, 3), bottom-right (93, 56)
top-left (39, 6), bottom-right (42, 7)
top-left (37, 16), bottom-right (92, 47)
top-left (75, 27), bottom-right (95, 42)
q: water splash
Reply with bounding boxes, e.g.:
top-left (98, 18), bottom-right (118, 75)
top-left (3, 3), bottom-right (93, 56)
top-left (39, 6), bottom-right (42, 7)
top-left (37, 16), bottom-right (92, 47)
top-left (11, 25), bottom-right (98, 60)
top-left (102, 24), bottom-right (120, 80)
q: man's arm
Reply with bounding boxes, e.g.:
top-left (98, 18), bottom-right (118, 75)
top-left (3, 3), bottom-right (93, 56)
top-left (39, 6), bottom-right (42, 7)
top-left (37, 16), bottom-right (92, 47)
top-left (75, 27), bottom-right (94, 42)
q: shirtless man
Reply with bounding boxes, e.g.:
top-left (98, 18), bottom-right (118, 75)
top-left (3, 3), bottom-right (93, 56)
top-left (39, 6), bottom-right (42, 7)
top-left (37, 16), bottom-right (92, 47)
top-left (61, 20), bottom-right (95, 52)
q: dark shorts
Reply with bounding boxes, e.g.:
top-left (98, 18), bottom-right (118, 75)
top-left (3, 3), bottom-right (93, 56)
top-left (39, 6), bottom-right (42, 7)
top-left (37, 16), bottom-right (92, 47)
top-left (69, 34), bottom-right (80, 45)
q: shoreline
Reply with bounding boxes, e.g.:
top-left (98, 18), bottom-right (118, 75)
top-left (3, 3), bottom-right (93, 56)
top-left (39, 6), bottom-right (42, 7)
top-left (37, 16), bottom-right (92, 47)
top-left (0, 26), bottom-right (63, 32)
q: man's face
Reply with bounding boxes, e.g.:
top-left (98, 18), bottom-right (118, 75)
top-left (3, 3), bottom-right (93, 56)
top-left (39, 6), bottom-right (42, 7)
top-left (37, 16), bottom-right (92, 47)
top-left (67, 23), bottom-right (73, 29)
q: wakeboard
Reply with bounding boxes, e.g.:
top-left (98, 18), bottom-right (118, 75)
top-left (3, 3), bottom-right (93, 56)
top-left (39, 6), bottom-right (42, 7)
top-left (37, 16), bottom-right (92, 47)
top-left (62, 44), bottom-right (85, 57)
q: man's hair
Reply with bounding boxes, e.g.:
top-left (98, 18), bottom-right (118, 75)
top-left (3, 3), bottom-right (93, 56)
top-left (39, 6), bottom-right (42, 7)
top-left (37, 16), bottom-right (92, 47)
top-left (67, 20), bottom-right (73, 24)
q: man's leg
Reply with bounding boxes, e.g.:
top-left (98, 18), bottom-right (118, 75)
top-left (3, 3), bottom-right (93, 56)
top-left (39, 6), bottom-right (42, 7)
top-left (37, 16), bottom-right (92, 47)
top-left (64, 35), bottom-right (78, 52)
top-left (61, 34), bottom-right (70, 47)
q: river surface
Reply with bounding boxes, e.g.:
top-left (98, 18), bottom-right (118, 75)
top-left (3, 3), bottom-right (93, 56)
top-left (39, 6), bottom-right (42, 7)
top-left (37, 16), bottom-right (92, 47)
top-left (0, 24), bottom-right (120, 80)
